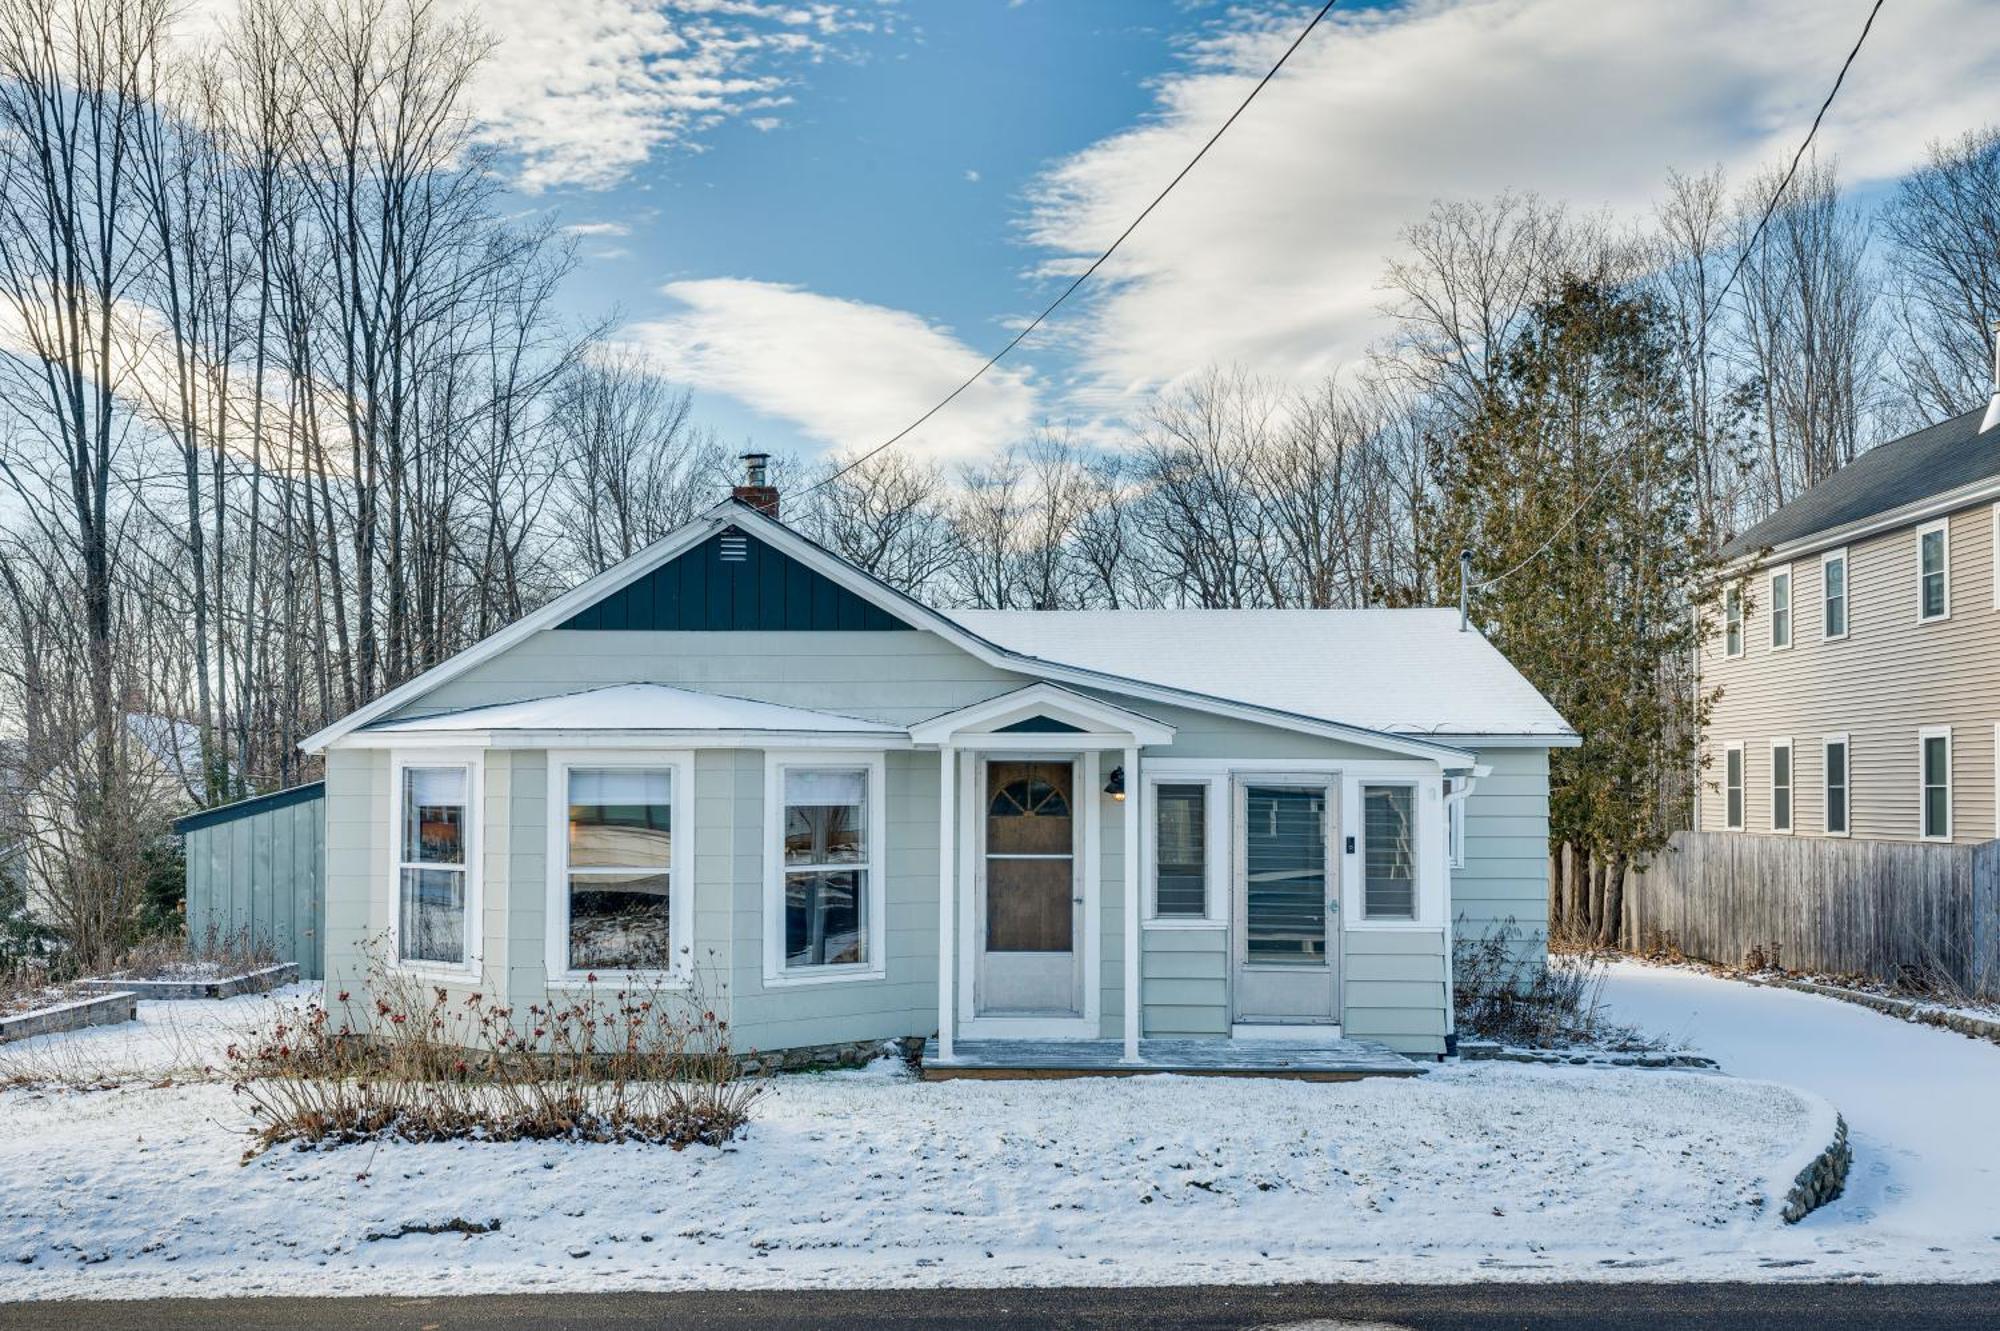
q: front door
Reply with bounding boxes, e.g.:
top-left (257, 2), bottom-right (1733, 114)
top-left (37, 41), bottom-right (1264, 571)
top-left (976, 758), bottom-right (1083, 1016)
top-left (1232, 778), bottom-right (1339, 1025)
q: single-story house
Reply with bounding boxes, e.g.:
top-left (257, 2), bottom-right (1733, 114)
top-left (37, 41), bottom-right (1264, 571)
top-left (299, 482), bottom-right (1574, 1065)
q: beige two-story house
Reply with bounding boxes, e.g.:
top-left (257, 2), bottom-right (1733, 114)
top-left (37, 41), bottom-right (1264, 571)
top-left (1700, 402), bottom-right (2000, 845)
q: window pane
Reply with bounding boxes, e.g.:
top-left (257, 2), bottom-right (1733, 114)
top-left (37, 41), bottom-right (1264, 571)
top-left (1726, 749), bottom-right (1743, 828)
top-left (784, 869), bottom-right (866, 967)
top-left (1925, 786), bottom-right (1948, 837)
top-left (399, 867), bottom-right (465, 965)
top-left (1244, 786), bottom-right (1326, 961)
top-left (568, 871), bottom-right (672, 971)
top-left (1155, 783), bottom-right (1207, 917)
top-left (1364, 785), bottom-right (1417, 921)
top-left (1924, 735), bottom-right (1948, 786)
top-left (1772, 575), bottom-right (1790, 647)
top-left (1921, 532), bottom-right (1946, 617)
top-left (1826, 742), bottom-right (1847, 834)
top-left (785, 768), bottom-right (867, 866)
top-left (1824, 559), bottom-right (1845, 636)
top-left (569, 768), bottom-right (670, 869)
top-left (402, 767), bottom-right (466, 865)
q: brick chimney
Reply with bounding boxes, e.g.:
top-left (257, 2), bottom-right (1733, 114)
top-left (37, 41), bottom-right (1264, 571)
top-left (732, 451), bottom-right (779, 518)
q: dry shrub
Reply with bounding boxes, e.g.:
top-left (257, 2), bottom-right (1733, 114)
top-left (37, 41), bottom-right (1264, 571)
top-left (106, 924), bottom-right (280, 982)
top-left (227, 941), bottom-right (763, 1160)
top-left (0, 962), bottom-right (79, 1019)
top-left (1453, 919), bottom-right (1655, 1050)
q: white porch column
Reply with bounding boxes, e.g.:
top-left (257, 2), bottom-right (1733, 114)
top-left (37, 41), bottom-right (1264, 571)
top-left (936, 743), bottom-right (957, 1063)
top-left (1121, 743), bottom-right (1141, 1063)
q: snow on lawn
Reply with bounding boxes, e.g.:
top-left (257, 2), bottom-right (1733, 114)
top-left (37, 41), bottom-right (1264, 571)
top-left (1600, 959), bottom-right (2000, 1283)
top-left (2, 1034), bottom-right (1853, 1300)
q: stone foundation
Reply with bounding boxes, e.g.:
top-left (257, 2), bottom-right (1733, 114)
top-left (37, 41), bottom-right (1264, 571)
top-left (1781, 1113), bottom-right (1851, 1223)
top-left (740, 1036), bottom-right (923, 1075)
top-left (1457, 1039), bottom-right (1718, 1070)
top-left (0, 991), bottom-right (138, 1044)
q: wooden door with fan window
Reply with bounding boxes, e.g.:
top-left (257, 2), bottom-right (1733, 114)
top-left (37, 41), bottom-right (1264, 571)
top-left (976, 758), bottom-right (1083, 1015)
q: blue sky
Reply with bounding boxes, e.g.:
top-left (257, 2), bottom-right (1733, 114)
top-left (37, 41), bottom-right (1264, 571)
top-left (464, 0), bottom-right (2000, 468)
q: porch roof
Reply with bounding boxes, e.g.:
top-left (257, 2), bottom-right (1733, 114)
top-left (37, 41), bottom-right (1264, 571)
top-left (358, 683), bottom-right (906, 741)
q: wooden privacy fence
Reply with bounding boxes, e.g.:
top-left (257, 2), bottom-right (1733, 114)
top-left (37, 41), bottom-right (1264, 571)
top-left (1619, 829), bottom-right (2000, 998)
top-left (174, 782), bottom-right (325, 981)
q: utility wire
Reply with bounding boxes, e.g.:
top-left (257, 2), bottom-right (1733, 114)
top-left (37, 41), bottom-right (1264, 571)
top-left (1468, 0), bottom-right (1885, 596)
top-left (801, 0), bottom-right (1342, 496)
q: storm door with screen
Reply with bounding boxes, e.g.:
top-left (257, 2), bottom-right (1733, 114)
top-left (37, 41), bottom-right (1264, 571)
top-left (976, 758), bottom-right (1083, 1015)
top-left (1231, 778), bottom-right (1339, 1025)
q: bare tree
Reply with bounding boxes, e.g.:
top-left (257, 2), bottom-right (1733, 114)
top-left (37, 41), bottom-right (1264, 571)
top-left (1881, 125), bottom-right (2000, 425)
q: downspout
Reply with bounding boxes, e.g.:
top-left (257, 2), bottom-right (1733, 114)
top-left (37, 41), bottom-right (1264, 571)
top-left (1441, 763), bottom-right (1492, 1060)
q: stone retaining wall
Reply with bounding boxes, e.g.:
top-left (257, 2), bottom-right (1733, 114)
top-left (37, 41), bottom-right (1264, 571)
top-left (0, 992), bottom-right (138, 1044)
top-left (75, 962), bottom-right (298, 1002)
top-left (1781, 1113), bottom-right (1851, 1223)
top-left (1458, 1040), bottom-right (1718, 1071)
top-left (741, 1036), bottom-right (922, 1075)
top-left (1750, 977), bottom-right (2000, 1046)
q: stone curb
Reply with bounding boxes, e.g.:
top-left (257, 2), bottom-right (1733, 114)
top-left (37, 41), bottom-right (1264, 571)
top-left (1746, 976), bottom-right (2000, 1046)
top-left (738, 1036), bottom-right (922, 1076)
top-left (0, 991), bottom-right (139, 1044)
top-left (1781, 1113), bottom-right (1850, 1223)
top-left (75, 961), bottom-right (298, 1002)
top-left (1457, 1040), bottom-right (1719, 1071)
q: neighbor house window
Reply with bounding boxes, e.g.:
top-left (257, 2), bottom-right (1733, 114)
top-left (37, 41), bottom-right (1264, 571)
top-left (1918, 521), bottom-right (1949, 621)
top-left (1724, 585), bottom-right (1743, 657)
top-left (560, 764), bottom-right (677, 974)
top-left (1769, 739), bottom-right (1792, 833)
top-left (1769, 569), bottom-right (1791, 649)
top-left (1724, 743), bottom-right (1744, 830)
top-left (1823, 735), bottom-right (1849, 836)
top-left (395, 761), bottom-right (474, 968)
top-left (1153, 783), bottom-right (1209, 918)
top-left (1919, 727), bottom-right (1952, 840)
top-left (765, 755), bottom-right (885, 982)
top-left (1821, 549), bottom-right (1847, 639)
top-left (1362, 785), bottom-right (1417, 920)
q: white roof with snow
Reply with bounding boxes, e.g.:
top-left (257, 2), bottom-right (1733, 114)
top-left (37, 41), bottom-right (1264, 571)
top-left (366, 684), bottom-right (905, 737)
top-left (950, 608), bottom-right (1572, 739)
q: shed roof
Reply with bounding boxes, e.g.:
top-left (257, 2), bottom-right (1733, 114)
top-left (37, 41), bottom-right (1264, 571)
top-left (1720, 406), bottom-right (2000, 558)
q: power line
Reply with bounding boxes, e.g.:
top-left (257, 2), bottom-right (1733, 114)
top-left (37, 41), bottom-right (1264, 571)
top-left (802, 0), bottom-right (1342, 496)
top-left (1470, 0), bottom-right (1885, 597)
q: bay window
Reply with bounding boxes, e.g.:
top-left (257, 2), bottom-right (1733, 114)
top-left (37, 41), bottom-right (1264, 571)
top-left (548, 753), bottom-right (688, 981)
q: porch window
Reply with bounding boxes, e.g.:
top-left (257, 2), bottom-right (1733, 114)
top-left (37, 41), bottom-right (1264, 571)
top-left (397, 765), bottom-right (472, 967)
top-left (766, 754), bottom-right (886, 983)
top-left (563, 767), bottom-right (674, 972)
top-left (1153, 783), bottom-right (1207, 918)
top-left (1362, 785), bottom-right (1417, 920)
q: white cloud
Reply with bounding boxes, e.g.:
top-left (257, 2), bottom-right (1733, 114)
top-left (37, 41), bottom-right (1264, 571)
top-left (1026, 0), bottom-right (2000, 405)
top-left (459, 0), bottom-right (853, 192)
top-left (964, 169), bottom-right (982, 183)
top-left (560, 221), bottom-right (632, 237)
top-left (618, 279), bottom-right (1041, 462)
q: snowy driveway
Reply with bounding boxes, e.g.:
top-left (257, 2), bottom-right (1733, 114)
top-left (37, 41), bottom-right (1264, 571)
top-left (1599, 960), bottom-right (2000, 1281)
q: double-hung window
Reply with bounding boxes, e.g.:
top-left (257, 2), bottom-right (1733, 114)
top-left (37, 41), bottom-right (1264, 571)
top-left (1723, 743), bottom-right (1744, 830)
top-left (550, 755), bottom-right (685, 980)
top-left (1769, 739), bottom-right (1793, 833)
top-left (393, 757), bottom-right (477, 970)
top-left (1822, 735), bottom-right (1849, 836)
top-left (1919, 727), bottom-right (1952, 841)
top-left (765, 755), bottom-right (885, 983)
top-left (1361, 784), bottom-right (1418, 921)
top-left (1723, 585), bottom-right (1743, 657)
top-left (1820, 549), bottom-right (1847, 639)
top-left (1918, 521), bottom-right (1949, 622)
top-left (1769, 569), bottom-right (1791, 650)
top-left (1152, 782), bottom-right (1210, 918)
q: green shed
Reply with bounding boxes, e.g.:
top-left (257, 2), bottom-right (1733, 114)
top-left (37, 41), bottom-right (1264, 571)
top-left (173, 783), bottom-right (326, 981)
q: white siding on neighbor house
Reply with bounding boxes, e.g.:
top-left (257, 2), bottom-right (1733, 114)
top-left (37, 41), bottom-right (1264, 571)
top-left (1701, 502), bottom-right (1998, 844)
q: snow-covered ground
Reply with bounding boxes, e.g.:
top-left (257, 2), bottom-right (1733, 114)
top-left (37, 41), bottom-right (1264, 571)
top-left (0, 967), bottom-right (1989, 1300)
top-left (1599, 959), bottom-right (2000, 1283)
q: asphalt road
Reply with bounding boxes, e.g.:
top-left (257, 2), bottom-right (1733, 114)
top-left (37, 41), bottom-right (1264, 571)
top-left (2, 1283), bottom-right (1998, 1330)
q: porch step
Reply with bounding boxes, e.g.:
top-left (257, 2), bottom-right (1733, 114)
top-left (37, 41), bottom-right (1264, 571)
top-left (918, 1036), bottom-right (1423, 1081)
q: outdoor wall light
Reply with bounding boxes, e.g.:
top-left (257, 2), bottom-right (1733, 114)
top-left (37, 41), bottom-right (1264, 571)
top-left (1104, 766), bottom-right (1126, 801)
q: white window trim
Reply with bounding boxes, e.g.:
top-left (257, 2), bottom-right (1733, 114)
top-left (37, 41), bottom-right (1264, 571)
top-left (1917, 519), bottom-right (1951, 623)
top-left (544, 748), bottom-right (694, 988)
top-left (1769, 567), bottom-right (1792, 651)
top-left (1822, 733), bottom-right (1850, 838)
top-left (1723, 742), bottom-right (1745, 831)
top-left (1993, 504), bottom-right (2000, 612)
top-left (1918, 726), bottom-right (1953, 842)
top-left (762, 751), bottom-right (888, 987)
top-left (1358, 779), bottom-right (1423, 923)
top-left (1445, 775), bottom-right (1468, 870)
top-left (386, 748), bottom-right (485, 982)
top-left (1819, 548), bottom-right (1849, 641)
top-left (1141, 773), bottom-right (1228, 927)
top-left (1723, 585), bottom-right (1744, 658)
top-left (1769, 737), bottom-right (1794, 834)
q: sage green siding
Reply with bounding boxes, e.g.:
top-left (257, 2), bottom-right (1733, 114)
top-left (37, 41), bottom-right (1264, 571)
top-left (183, 792), bottom-right (325, 980)
top-left (1701, 500), bottom-right (1999, 843)
top-left (1453, 745), bottom-right (1554, 960)
top-left (1343, 928), bottom-right (1449, 1052)
top-left (1142, 928), bottom-right (1229, 1037)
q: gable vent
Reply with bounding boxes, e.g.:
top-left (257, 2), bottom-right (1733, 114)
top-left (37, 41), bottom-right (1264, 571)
top-left (718, 530), bottom-right (749, 562)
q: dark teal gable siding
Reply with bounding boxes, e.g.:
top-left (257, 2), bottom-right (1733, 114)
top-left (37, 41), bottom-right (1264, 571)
top-left (996, 715), bottom-right (1086, 733)
top-left (560, 528), bottom-right (913, 631)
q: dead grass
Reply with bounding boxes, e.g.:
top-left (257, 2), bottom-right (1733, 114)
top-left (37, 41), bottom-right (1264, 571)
top-left (1454, 920), bottom-right (1657, 1051)
top-left (104, 925), bottom-right (280, 982)
top-left (226, 940), bottom-right (765, 1160)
